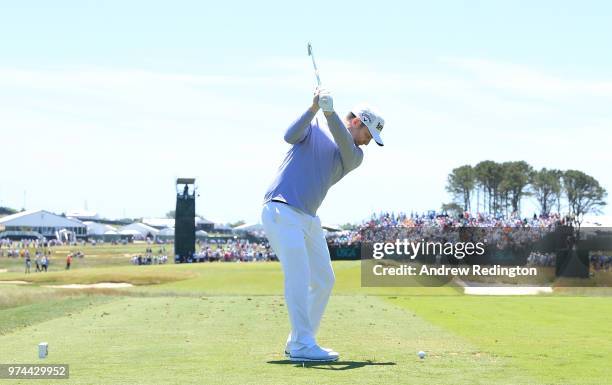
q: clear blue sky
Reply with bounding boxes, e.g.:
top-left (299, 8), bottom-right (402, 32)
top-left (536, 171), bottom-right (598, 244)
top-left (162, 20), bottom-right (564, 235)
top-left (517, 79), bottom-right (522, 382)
top-left (1, 1), bottom-right (611, 224)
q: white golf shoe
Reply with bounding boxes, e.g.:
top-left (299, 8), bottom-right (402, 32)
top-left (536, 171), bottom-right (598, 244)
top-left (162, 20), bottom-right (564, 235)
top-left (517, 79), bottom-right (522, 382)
top-left (288, 345), bottom-right (339, 362)
top-left (285, 346), bottom-right (334, 357)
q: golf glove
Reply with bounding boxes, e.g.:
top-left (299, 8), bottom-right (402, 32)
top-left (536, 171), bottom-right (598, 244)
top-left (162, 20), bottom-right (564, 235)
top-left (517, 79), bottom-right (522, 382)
top-left (318, 89), bottom-right (334, 112)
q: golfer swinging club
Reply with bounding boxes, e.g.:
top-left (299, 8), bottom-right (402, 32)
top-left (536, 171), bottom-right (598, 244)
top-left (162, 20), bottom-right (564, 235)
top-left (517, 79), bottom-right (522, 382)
top-left (261, 88), bottom-right (385, 362)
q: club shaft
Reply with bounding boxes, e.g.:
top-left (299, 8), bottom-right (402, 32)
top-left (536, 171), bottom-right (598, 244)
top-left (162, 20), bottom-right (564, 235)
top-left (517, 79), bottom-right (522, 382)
top-left (308, 43), bottom-right (322, 86)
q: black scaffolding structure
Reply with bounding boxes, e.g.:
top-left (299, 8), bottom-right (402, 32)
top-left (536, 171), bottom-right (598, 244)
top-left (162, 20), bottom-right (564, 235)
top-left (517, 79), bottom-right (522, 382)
top-left (174, 178), bottom-right (196, 263)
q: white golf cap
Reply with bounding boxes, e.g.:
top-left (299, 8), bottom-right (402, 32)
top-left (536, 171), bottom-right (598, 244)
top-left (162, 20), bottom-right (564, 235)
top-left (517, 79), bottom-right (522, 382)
top-left (351, 104), bottom-right (385, 146)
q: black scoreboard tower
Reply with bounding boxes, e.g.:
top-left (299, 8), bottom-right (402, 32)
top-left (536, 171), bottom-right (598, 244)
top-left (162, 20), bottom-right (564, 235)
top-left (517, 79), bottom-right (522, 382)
top-left (174, 178), bottom-right (196, 263)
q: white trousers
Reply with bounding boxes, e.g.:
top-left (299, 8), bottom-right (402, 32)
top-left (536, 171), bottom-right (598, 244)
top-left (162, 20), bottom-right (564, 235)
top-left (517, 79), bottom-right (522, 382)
top-left (261, 202), bottom-right (335, 351)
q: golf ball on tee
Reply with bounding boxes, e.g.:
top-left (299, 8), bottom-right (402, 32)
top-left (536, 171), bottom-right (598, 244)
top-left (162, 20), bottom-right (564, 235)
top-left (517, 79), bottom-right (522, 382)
top-left (418, 351), bottom-right (426, 359)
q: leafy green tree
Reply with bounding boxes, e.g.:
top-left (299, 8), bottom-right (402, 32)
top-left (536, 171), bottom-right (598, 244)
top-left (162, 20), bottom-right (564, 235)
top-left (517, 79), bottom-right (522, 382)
top-left (446, 165), bottom-right (475, 211)
top-left (474, 161), bottom-right (505, 214)
top-left (530, 168), bottom-right (562, 215)
top-left (500, 161), bottom-right (533, 215)
top-left (340, 223), bottom-right (356, 231)
top-left (0, 206), bottom-right (17, 216)
top-left (441, 202), bottom-right (464, 217)
top-left (165, 210), bottom-right (176, 219)
top-left (562, 170), bottom-right (607, 227)
top-left (474, 161), bottom-right (492, 213)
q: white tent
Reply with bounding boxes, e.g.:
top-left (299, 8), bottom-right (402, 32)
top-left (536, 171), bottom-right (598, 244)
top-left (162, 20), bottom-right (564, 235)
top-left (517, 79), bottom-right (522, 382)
top-left (119, 229), bottom-right (142, 236)
top-left (213, 223), bottom-right (233, 231)
top-left (66, 210), bottom-right (100, 221)
top-left (196, 217), bottom-right (214, 225)
top-left (84, 221), bottom-right (117, 236)
top-left (0, 210), bottom-right (86, 238)
top-left (119, 223), bottom-right (160, 238)
top-left (142, 218), bottom-right (175, 229)
top-left (158, 227), bottom-right (175, 236)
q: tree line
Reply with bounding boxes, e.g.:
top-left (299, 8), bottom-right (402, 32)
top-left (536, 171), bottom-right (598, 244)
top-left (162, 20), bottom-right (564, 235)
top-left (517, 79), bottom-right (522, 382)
top-left (444, 161), bottom-right (607, 222)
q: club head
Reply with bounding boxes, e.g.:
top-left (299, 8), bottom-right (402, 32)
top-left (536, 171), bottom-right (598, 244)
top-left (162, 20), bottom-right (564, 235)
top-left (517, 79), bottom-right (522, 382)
top-left (307, 42), bottom-right (312, 56)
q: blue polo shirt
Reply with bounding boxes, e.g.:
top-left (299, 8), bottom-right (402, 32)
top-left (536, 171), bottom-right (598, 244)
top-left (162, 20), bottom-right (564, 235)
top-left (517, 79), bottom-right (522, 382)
top-left (263, 109), bottom-right (364, 217)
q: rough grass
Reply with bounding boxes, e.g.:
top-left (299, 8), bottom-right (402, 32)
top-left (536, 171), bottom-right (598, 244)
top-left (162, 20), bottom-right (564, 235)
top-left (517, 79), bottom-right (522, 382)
top-left (0, 264), bottom-right (196, 285)
top-left (0, 285), bottom-right (82, 309)
top-left (0, 294), bottom-right (118, 336)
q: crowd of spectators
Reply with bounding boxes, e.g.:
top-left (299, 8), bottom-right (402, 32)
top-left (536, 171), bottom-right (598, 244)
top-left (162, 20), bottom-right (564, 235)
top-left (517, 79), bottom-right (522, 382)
top-left (1, 239), bottom-right (53, 259)
top-left (1, 238), bottom-right (88, 273)
top-left (323, 211), bottom-right (576, 267)
top-left (590, 254), bottom-right (612, 271)
top-left (131, 255), bottom-right (168, 265)
top-left (526, 252), bottom-right (556, 267)
top-left (326, 211), bottom-right (567, 246)
top-left (131, 246), bottom-right (169, 265)
top-left (0, 238), bottom-right (55, 257)
top-left (190, 239), bottom-right (277, 262)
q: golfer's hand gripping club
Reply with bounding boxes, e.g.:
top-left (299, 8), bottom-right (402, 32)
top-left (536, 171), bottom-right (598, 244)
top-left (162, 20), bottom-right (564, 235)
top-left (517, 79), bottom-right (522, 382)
top-left (310, 88), bottom-right (321, 113)
top-left (318, 88), bottom-right (334, 113)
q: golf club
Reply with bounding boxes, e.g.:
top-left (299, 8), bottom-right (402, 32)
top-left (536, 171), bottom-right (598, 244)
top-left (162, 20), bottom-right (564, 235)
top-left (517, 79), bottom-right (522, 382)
top-left (307, 42), bottom-right (321, 87)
